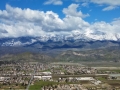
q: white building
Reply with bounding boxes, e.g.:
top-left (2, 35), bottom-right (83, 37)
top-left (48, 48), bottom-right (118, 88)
top-left (0, 77), bottom-right (10, 81)
top-left (75, 77), bottom-right (95, 81)
top-left (34, 75), bottom-right (52, 80)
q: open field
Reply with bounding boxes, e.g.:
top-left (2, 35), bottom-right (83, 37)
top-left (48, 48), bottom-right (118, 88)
top-left (51, 62), bottom-right (120, 67)
top-left (93, 67), bottom-right (120, 69)
top-left (29, 80), bottom-right (59, 90)
top-left (52, 74), bottom-right (108, 78)
top-left (51, 62), bottom-right (85, 66)
top-left (81, 62), bottom-right (120, 67)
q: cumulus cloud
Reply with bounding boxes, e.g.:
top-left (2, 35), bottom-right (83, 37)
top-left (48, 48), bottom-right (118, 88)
top-left (0, 4), bottom-right (65, 37)
top-left (62, 4), bottom-right (89, 18)
top-left (44, 0), bottom-right (63, 5)
top-left (0, 4), bottom-right (120, 40)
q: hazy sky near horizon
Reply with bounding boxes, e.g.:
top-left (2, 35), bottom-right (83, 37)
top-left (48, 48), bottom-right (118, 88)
top-left (0, 0), bottom-right (120, 39)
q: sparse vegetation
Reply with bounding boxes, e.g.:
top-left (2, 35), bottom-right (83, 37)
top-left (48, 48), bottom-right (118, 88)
top-left (56, 47), bottom-right (120, 62)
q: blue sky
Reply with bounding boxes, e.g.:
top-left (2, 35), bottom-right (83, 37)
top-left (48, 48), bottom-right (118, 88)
top-left (0, 0), bottom-right (120, 40)
top-left (0, 0), bottom-right (119, 22)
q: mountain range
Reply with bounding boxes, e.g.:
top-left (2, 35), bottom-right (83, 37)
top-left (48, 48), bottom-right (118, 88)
top-left (0, 33), bottom-right (119, 58)
top-left (0, 34), bottom-right (120, 63)
top-left (0, 33), bottom-right (120, 48)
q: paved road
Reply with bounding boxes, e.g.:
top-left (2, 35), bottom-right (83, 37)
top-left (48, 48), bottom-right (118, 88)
top-left (26, 65), bottom-right (37, 90)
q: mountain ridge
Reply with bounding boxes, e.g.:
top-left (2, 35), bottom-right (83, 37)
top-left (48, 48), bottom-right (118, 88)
top-left (0, 33), bottom-right (120, 47)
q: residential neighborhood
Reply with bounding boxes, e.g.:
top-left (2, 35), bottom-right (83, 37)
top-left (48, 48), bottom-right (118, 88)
top-left (0, 61), bottom-right (120, 90)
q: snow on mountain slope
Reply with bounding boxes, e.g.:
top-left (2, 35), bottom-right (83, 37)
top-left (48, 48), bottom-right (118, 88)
top-left (0, 32), bottom-right (120, 47)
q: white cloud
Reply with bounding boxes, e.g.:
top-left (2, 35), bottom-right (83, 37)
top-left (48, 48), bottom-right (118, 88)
top-left (91, 0), bottom-right (120, 11)
top-left (91, 0), bottom-right (120, 6)
top-left (82, 2), bottom-right (89, 7)
top-left (74, 0), bottom-right (89, 7)
top-left (0, 4), bottom-right (120, 40)
top-left (86, 20), bottom-right (120, 40)
top-left (0, 4), bottom-right (64, 37)
top-left (62, 4), bottom-right (89, 18)
top-left (74, 0), bottom-right (120, 11)
top-left (74, 0), bottom-right (89, 3)
top-left (113, 17), bottom-right (120, 21)
top-left (44, 0), bottom-right (63, 5)
top-left (103, 6), bottom-right (117, 11)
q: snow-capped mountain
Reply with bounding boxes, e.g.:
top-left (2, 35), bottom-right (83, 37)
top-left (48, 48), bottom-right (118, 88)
top-left (0, 32), bottom-right (120, 49)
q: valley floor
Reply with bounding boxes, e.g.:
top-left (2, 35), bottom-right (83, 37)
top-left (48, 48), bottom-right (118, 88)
top-left (0, 61), bottom-right (120, 90)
